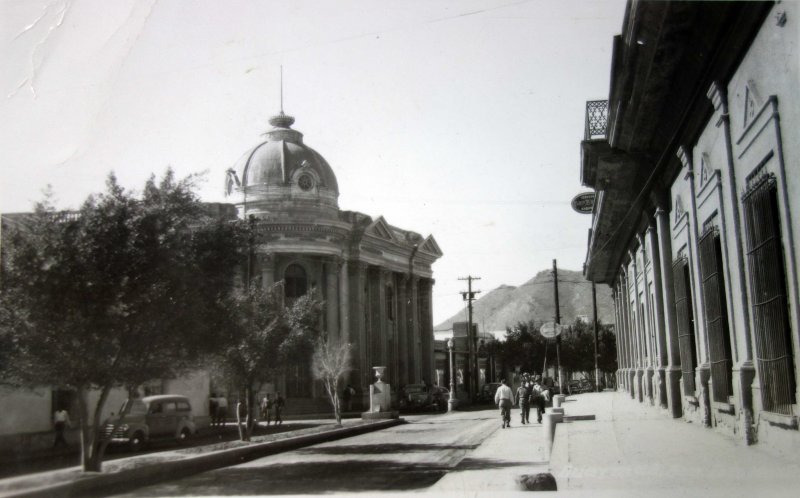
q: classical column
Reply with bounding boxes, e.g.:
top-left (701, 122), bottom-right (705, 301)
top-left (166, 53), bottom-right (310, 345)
top-left (325, 259), bottom-right (339, 343)
top-left (678, 146), bottom-right (712, 427)
top-left (339, 259), bottom-right (350, 344)
top-left (630, 251), bottom-right (645, 403)
top-left (647, 218), bottom-right (669, 409)
top-left (709, 82), bottom-right (755, 442)
top-left (411, 276), bottom-right (421, 383)
top-left (397, 275), bottom-right (409, 386)
top-left (620, 269), bottom-right (634, 397)
top-left (260, 254), bottom-right (275, 291)
top-left (656, 207), bottom-right (683, 418)
top-left (613, 287), bottom-right (624, 390)
top-left (424, 279), bottom-right (436, 383)
top-left (638, 233), bottom-right (656, 405)
top-left (378, 269), bottom-right (389, 372)
top-left (351, 263), bottom-right (368, 390)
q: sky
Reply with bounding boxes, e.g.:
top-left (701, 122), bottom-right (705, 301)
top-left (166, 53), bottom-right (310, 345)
top-left (0, 0), bottom-right (626, 326)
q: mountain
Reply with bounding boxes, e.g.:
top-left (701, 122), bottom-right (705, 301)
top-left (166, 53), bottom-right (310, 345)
top-left (435, 269), bottom-right (615, 334)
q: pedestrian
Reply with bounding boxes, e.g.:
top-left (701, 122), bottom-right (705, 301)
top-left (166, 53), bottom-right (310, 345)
top-left (531, 379), bottom-right (548, 424)
top-left (494, 378), bottom-right (514, 428)
top-left (342, 384), bottom-right (355, 412)
top-left (274, 391), bottom-right (285, 425)
top-left (53, 407), bottom-right (71, 448)
top-left (215, 393), bottom-right (228, 429)
top-left (209, 393), bottom-right (218, 428)
top-left (261, 393), bottom-right (273, 425)
top-left (516, 381), bottom-right (531, 424)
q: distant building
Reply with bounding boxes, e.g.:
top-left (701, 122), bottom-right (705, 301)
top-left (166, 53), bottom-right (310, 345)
top-left (581, 1), bottom-right (799, 450)
top-left (434, 322), bottom-right (499, 400)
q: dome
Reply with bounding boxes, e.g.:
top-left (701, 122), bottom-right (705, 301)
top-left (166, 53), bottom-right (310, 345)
top-left (228, 111), bottom-right (339, 218)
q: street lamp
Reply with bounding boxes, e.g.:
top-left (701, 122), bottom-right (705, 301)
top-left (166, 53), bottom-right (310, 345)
top-left (447, 337), bottom-right (458, 412)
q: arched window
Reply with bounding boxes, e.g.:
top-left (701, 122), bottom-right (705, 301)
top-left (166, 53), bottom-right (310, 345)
top-left (284, 264), bottom-right (307, 299)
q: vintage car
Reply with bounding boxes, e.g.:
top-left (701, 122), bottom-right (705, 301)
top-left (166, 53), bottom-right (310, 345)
top-left (399, 384), bottom-right (450, 411)
top-left (101, 394), bottom-right (196, 451)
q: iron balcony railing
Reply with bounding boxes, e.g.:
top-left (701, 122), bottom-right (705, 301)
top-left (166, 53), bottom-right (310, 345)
top-left (584, 100), bottom-right (608, 140)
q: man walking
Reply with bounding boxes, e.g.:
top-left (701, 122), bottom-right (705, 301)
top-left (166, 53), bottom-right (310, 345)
top-left (516, 381), bottom-right (531, 424)
top-left (274, 391), bottom-right (285, 425)
top-left (494, 378), bottom-right (514, 428)
top-left (531, 379), bottom-right (548, 424)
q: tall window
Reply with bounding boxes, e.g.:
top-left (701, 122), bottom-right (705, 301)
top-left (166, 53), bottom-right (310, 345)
top-left (673, 257), bottom-right (698, 394)
top-left (743, 175), bottom-right (795, 415)
top-left (284, 264), bottom-right (307, 300)
top-left (698, 226), bottom-right (734, 403)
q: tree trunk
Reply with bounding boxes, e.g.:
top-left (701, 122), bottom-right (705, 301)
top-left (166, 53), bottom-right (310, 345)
top-left (77, 384), bottom-right (112, 472)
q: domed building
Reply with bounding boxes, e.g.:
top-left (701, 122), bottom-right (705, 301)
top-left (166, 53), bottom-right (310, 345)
top-left (224, 109), bottom-right (442, 407)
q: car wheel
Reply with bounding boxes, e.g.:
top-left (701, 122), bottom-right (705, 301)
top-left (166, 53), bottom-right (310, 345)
top-left (129, 432), bottom-right (145, 452)
top-left (178, 427), bottom-right (191, 444)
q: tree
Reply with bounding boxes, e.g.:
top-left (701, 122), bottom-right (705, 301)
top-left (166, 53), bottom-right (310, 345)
top-left (0, 171), bottom-right (241, 471)
top-left (215, 285), bottom-right (321, 441)
top-left (312, 337), bottom-right (352, 426)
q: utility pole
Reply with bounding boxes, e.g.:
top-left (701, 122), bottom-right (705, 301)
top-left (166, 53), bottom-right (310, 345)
top-left (593, 281), bottom-right (601, 392)
top-left (552, 260), bottom-right (563, 394)
top-left (459, 276), bottom-right (481, 401)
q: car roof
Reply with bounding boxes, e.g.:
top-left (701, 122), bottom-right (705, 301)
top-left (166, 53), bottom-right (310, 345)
top-left (142, 395), bottom-right (191, 403)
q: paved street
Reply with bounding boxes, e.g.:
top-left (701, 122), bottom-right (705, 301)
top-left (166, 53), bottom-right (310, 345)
top-left (113, 408), bottom-right (544, 496)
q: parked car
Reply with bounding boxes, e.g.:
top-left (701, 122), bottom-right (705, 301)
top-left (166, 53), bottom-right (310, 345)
top-left (102, 394), bottom-right (197, 451)
top-left (399, 384), bottom-right (449, 411)
top-left (566, 379), bottom-right (595, 395)
top-left (480, 382), bottom-right (502, 402)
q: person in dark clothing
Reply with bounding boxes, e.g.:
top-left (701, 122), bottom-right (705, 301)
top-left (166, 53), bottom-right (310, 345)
top-left (274, 392), bottom-right (285, 425)
top-left (531, 380), bottom-right (547, 423)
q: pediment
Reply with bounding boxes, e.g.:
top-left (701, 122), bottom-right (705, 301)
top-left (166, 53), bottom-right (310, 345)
top-left (366, 216), bottom-right (396, 242)
top-left (418, 235), bottom-right (443, 257)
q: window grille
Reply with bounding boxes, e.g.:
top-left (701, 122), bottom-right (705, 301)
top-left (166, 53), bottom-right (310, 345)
top-left (698, 227), bottom-right (734, 403)
top-left (743, 175), bottom-right (796, 415)
top-left (673, 257), bottom-right (697, 394)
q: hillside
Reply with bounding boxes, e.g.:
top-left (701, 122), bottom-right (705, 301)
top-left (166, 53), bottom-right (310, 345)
top-left (435, 269), bottom-right (614, 334)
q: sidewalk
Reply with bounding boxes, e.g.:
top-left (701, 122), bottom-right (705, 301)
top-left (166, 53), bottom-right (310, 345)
top-left (548, 391), bottom-right (800, 497)
top-left (429, 408), bottom-right (550, 495)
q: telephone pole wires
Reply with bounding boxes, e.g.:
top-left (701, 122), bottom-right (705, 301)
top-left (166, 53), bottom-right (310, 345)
top-left (459, 275), bottom-right (481, 401)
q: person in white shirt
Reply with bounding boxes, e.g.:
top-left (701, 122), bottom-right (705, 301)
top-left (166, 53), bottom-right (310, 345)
top-left (494, 379), bottom-right (514, 428)
top-left (53, 408), bottom-right (71, 448)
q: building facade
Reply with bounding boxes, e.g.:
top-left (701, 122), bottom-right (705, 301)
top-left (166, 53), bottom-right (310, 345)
top-left (581, 1), bottom-right (800, 451)
top-left (225, 109), bottom-right (442, 405)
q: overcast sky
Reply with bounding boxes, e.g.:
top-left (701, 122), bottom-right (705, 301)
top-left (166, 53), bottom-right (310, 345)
top-left (1, 0), bottom-right (626, 325)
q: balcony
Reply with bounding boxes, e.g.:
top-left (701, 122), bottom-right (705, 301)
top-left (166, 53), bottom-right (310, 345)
top-left (584, 100), bottom-right (608, 141)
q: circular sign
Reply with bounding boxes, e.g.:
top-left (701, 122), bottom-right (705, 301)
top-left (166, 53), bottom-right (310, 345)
top-left (571, 192), bottom-right (596, 214)
top-left (539, 322), bottom-right (563, 338)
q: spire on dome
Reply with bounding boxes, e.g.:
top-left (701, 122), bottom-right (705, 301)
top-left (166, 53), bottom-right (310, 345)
top-left (268, 65), bottom-right (295, 128)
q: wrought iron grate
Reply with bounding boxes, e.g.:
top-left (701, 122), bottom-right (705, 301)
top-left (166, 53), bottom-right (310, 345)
top-left (585, 100), bottom-right (608, 140)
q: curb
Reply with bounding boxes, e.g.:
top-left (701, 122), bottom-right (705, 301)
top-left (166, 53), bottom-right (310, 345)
top-left (6, 418), bottom-right (405, 498)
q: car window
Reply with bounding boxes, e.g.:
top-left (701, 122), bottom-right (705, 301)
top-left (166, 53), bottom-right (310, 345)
top-left (149, 402), bottom-right (162, 414)
top-left (177, 401), bottom-right (191, 412)
top-left (120, 399), bottom-right (147, 416)
top-left (163, 402), bottom-right (177, 413)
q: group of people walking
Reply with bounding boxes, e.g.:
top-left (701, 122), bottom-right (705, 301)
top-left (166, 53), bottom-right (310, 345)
top-left (259, 392), bottom-right (285, 425)
top-left (494, 375), bottom-right (550, 428)
top-left (209, 392), bottom-right (285, 428)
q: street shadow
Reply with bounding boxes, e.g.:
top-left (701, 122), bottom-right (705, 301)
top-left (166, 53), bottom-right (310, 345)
top-left (451, 457), bottom-right (548, 471)
top-left (120, 459), bottom-right (449, 495)
top-left (294, 443), bottom-right (478, 455)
